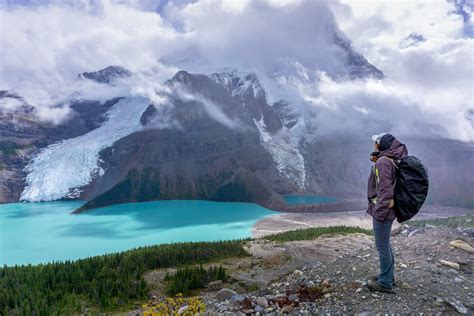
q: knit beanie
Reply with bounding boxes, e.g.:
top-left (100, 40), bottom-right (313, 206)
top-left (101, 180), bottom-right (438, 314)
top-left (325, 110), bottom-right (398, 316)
top-left (379, 134), bottom-right (395, 151)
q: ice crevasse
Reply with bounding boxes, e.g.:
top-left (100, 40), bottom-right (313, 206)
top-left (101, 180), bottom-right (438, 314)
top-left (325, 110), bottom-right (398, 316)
top-left (20, 96), bottom-right (151, 202)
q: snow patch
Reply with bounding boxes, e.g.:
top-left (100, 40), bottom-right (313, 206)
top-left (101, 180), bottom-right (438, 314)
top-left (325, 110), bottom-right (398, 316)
top-left (20, 96), bottom-right (151, 202)
top-left (253, 117), bottom-right (306, 189)
top-left (210, 69), bottom-right (265, 100)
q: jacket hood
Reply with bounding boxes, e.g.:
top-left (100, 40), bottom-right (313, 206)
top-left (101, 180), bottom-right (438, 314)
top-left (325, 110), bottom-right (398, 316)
top-left (378, 137), bottom-right (408, 160)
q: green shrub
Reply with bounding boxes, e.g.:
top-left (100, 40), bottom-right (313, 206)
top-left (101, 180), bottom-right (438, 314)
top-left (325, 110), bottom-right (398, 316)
top-left (263, 225), bottom-right (372, 242)
top-left (164, 264), bottom-right (227, 295)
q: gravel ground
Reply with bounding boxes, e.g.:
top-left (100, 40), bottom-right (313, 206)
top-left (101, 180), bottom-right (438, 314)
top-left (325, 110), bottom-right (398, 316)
top-left (199, 225), bottom-right (474, 314)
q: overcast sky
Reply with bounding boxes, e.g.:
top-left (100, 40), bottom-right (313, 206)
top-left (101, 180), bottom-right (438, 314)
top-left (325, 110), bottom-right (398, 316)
top-left (0, 0), bottom-right (473, 141)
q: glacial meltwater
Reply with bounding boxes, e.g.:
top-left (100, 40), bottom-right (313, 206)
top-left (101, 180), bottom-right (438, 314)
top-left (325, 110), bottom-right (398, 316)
top-left (284, 195), bottom-right (337, 205)
top-left (0, 200), bottom-right (276, 266)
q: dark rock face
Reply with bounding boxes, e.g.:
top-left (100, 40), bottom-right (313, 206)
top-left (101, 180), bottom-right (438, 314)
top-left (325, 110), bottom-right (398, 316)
top-left (140, 104), bottom-right (157, 126)
top-left (273, 101), bottom-right (299, 129)
top-left (75, 69), bottom-right (297, 211)
top-left (332, 32), bottom-right (384, 80)
top-left (77, 109), bottom-right (286, 212)
top-left (80, 65), bottom-right (131, 84)
top-left (0, 91), bottom-right (46, 202)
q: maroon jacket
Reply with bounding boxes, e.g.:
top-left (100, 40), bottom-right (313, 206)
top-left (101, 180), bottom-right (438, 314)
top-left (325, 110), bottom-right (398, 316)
top-left (367, 138), bottom-right (408, 222)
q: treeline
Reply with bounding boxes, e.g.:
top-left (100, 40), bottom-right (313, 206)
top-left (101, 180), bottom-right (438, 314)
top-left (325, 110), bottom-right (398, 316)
top-left (0, 239), bottom-right (249, 315)
top-left (263, 225), bottom-right (372, 242)
top-left (164, 264), bottom-right (227, 295)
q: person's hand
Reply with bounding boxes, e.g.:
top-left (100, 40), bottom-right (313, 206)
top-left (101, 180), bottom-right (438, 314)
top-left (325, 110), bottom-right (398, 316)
top-left (370, 151), bottom-right (379, 162)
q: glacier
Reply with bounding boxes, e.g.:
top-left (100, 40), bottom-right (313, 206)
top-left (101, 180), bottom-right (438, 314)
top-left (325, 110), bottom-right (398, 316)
top-left (253, 117), bottom-right (306, 190)
top-left (20, 96), bottom-right (151, 202)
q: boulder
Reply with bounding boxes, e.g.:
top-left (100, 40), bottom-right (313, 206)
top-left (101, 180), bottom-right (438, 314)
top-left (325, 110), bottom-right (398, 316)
top-left (216, 288), bottom-right (238, 301)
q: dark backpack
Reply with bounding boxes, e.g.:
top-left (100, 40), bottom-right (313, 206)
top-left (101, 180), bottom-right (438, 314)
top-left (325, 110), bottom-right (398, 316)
top-left (393, 156), bottom-right (429, 223)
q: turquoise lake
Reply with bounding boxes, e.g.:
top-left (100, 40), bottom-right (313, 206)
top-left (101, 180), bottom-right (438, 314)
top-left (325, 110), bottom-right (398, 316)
top-left (284, 195), bottom-right (337, 205)
top-left (0, 200), bottom-right (276, 266)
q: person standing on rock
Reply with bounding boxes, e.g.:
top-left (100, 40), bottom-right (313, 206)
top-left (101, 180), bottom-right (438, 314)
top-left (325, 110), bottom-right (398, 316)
top-left (366, 133), bottom-right (408, 293)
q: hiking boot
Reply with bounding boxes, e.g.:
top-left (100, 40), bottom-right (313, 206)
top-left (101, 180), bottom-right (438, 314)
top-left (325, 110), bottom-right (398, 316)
top-left (370, 274), bottom-right (397, 286)
top-left (366, 280), bottom-right (394, 293)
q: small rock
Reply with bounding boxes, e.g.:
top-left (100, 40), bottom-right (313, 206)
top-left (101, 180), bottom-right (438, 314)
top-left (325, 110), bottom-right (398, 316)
top-left (256, 297), bottom-right (269, 308)
top-left (288, 294), bottom-right (299, 302)
top-left (230, 294), bottom-right (246, 303)
top-left (356, 288), bottom-right (362, 293)
top-left (408, 229), bottom-right (422, 237)
top-left (280, 305), bottom-right (293, 313)
top-left (439, 260), bottom-right (460, 270)
top-left (455, 277), bottom-right (464, 283)
top-left (450, 240), bottom-right (474, 253)
top-left (324, 293), bottom-right (331, 299)
top-left (460, 227), bottom-right (474, 237)
top-left (241, 308), bottom-right (254, 314)
top-left (216, 288), bottom-right (238, 301)
top-left (425, 224), bottom-right (437, 229)
top-left (322, 278), bottom-right (331, 286)
top-left (399, 263), bottom-right (408, 268)
top-left (254, 305), bottom-right (264, 313)
top-left (292, 269), bottom-right (303, 275)
top-left (446, 297), bottom-right (468, 314)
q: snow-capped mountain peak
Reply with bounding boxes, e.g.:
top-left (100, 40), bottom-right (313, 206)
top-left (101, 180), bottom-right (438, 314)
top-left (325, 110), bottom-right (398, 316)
top-left (210, 69), bottom-right (265, 100)
top-left (79, 65), bottom-right (132, 85)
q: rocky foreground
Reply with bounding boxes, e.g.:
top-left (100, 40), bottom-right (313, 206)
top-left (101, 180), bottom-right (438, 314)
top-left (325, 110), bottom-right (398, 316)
top-left (139, 220), bottom-right (474, 315)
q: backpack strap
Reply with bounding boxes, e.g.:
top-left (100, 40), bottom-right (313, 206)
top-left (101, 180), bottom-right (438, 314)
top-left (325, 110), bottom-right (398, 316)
top-left (378, 156), bottom-right (398, 169)
top-left (375, 156), bottom-right (398, 194)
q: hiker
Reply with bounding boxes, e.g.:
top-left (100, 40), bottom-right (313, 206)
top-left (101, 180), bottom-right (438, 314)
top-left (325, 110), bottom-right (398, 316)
top-left (366, 133), bottom-right (408, 293)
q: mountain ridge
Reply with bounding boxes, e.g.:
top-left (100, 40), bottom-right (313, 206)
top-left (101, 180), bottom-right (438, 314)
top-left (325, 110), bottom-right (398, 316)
top-left (1, 42), bottom-right (473, 210)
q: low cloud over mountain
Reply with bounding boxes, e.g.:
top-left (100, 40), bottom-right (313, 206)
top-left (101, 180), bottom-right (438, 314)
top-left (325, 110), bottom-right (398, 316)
top-left (1, 0), bottom-right (472, 141)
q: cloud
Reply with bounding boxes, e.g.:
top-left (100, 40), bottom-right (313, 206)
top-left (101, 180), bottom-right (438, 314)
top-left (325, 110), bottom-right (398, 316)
top-left (319, 0), bottom-right (474, 141)
top-left (0, 0), bottom-right (181, 122)
top-left (174, 85), bottom-right (243, 130)
top-left (0, 0), bottom-right (472, 141)
top-left (304, 74), bottom-right (471, 141)
top-left (0, 96), bottom-right (23, 112)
